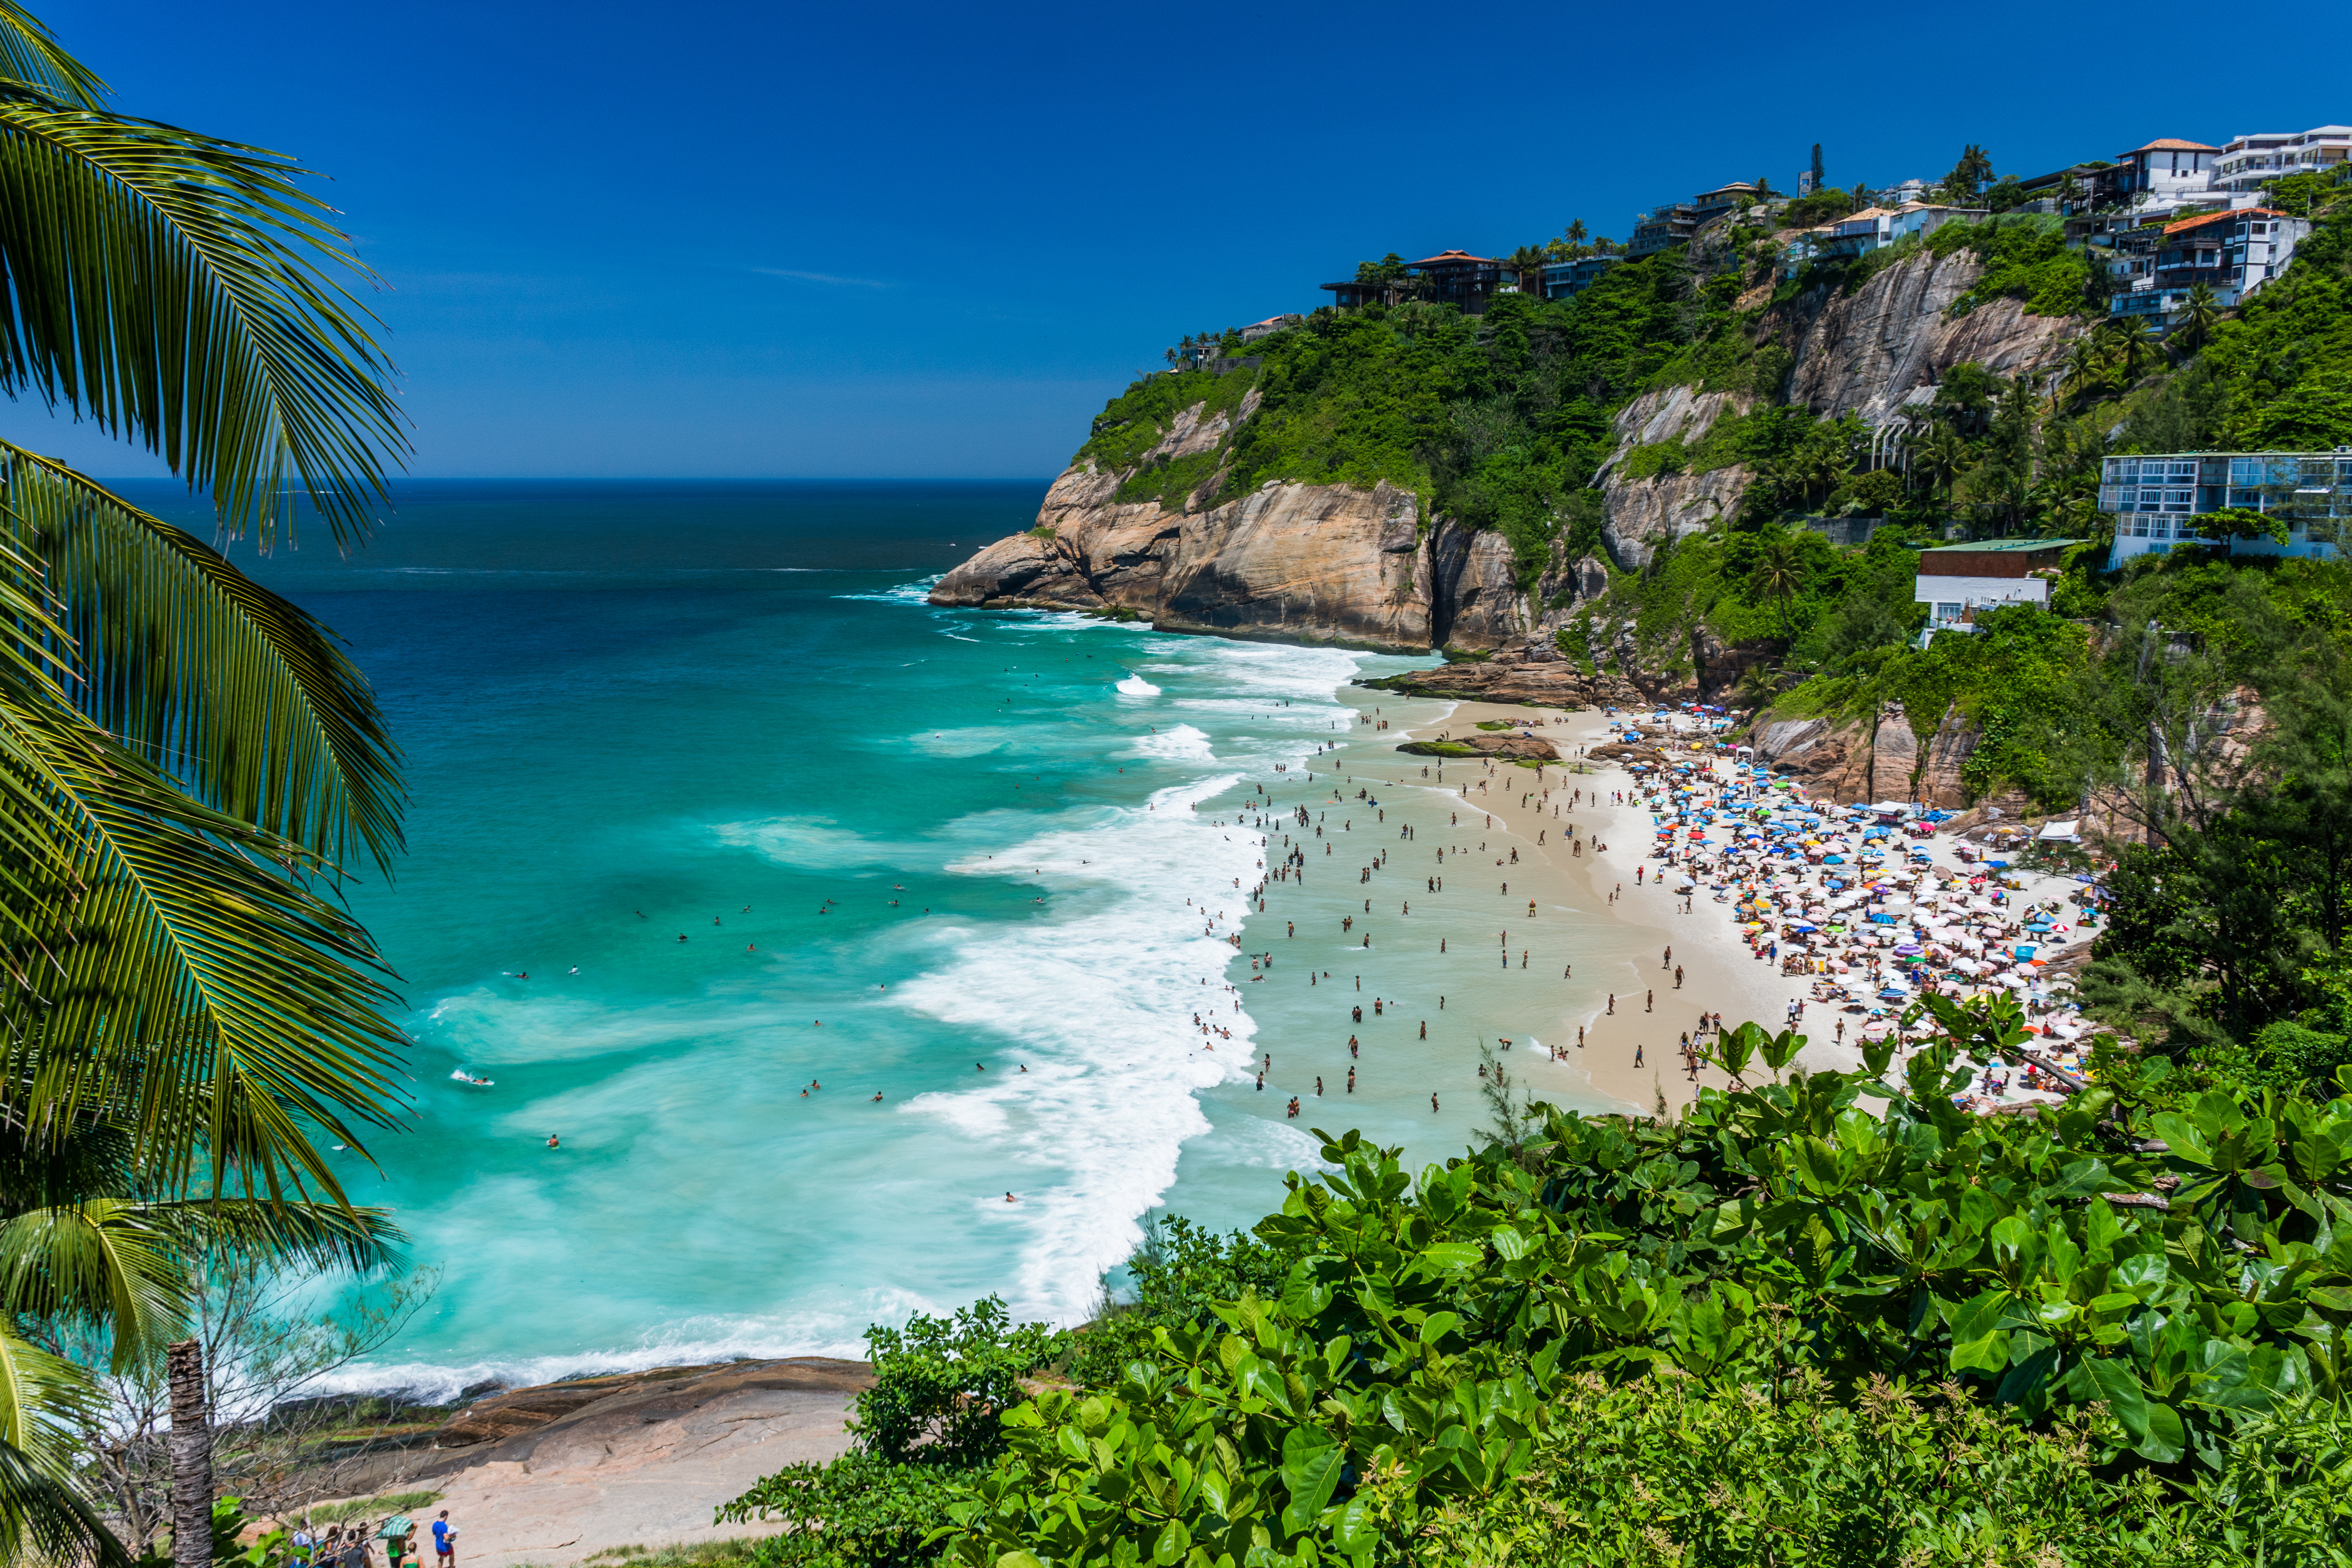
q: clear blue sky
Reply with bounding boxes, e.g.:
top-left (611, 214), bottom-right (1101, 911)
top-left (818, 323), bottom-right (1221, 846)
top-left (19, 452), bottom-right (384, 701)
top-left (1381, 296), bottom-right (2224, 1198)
top-left (27, 0), bottom-right (2347, 481)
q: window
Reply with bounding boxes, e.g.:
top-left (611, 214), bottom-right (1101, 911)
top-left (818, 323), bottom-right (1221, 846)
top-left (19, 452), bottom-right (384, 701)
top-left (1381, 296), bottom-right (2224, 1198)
top-left (1934, 602), bottom-right (1963, 623)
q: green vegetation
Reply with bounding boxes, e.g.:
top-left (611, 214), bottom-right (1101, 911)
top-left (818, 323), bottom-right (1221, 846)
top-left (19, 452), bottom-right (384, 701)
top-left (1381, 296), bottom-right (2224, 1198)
top-left (720, 995), bottom-right (2352, 1566)
top-left (1471, 721), bottom-right (1514, 731)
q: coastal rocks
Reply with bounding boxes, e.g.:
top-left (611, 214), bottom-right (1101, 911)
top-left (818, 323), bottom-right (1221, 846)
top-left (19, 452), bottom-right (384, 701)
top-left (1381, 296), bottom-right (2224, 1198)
top-left (1398, 730), bottom-right (1560, 762)
top-left (934, 476), bottom-right (1549, 655)
top-left (1749, 704), bottom-right (1984, 808)
top-left (429, 1358), bottom-right (875, 1449)
top-left (1779, 251), bottom-right (2081, 423)
top-left (1358, 637), bottom-right (1607, 707)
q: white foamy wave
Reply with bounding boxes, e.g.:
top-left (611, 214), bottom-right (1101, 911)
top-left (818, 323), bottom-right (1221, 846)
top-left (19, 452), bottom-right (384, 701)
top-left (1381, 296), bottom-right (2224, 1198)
top-left (834, 575), bottom-right (944, 605)
top-left (1125, 723), bottom-right (1213, 762)
top-left (712, 814), bottom-right (900, 869)
top-left (1116, 673), bottom-right (1162, 697)
top-left (892, 772), bottom-right (1271, 1324)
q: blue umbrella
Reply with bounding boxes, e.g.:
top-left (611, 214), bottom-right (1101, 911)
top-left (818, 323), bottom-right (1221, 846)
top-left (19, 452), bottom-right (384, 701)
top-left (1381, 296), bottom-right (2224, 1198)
top-left (1823, 854), bottom-right (1845, 865)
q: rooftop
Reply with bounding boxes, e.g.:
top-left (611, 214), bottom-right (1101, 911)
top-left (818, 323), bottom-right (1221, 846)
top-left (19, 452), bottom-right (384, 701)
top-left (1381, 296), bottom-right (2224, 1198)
top-left (2163, 205), bottom-right (2287, 235)
top-left (1406, 250), bottom-right (1497, 269)
top-left (1919, 538), bottom-right (2083, 554)
top-left (2121, 138), bottom-right (2220, 155)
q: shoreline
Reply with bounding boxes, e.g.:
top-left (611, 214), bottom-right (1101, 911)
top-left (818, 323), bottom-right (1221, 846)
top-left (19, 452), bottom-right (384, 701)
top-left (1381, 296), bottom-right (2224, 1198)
top-left (1378, 702), bottom-right (1812, 1116)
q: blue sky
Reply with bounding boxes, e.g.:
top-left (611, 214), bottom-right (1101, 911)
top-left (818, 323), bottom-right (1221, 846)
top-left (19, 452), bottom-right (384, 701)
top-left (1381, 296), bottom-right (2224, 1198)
top-left (27, 0), bottom-right (2349, 480)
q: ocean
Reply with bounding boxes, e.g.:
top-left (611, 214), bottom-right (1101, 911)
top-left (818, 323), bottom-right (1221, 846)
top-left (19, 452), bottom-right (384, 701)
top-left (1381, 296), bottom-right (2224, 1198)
top-left (132, 479), bottom-right (1645, 1396)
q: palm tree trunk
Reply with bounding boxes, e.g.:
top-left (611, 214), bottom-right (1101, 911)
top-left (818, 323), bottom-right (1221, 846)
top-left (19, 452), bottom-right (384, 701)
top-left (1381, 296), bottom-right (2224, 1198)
top-left (169, 1338), bottom-right (212, 1568)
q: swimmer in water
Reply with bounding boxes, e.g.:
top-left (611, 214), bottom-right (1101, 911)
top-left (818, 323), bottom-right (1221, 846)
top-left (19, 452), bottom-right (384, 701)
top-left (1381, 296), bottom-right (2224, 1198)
top-left (871, 1092), bottom-right (883, 1102)
top-left (1004, 1192), bottom-right (1017, 1203)
top-left (546, 1134), bottom-right (560, 1148)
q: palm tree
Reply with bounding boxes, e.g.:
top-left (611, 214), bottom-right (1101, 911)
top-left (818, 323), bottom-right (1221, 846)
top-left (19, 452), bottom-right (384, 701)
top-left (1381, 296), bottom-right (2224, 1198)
top-left (2178, 282), bottom-right (2221, 354)
top-left (1919, 427), bottom-right (1971, 506)
top-left (0, 6), bottom-right (412, 1558)
top-left (2061, 337), bottom-right (2103, 405)
top-left (1749, 533), bottom-right (1809, 642)
top-left (1507, 244), bottom-right (1548, 294)
top-left (2109, 316), bottom-right (2156, 382)
top-left (1562, 218), bottom-right (1588, 255)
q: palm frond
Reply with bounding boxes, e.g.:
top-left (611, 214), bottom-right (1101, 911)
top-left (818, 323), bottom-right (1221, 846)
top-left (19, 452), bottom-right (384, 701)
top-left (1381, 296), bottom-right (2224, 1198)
top-left (0, 1328), bottom-right (128, 1567)
top-left (0, 445), bottom-right (403, 872)
top-left (0, 2), bottom-right (102, 107)
top-left (0, 699), bottom-right (406, 1201)
top-left (0, 1201), bottom-right (183, 1369)
top-left (0, 88), bottom-right (406, 546)
top-left (142, 1196), bottom-right (405, 1275)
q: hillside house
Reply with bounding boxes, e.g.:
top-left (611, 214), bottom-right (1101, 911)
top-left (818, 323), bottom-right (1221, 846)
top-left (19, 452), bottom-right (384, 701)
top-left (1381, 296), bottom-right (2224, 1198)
top-left (2107, 207), bottom-right (2310, 323)
top-left (2213, 126), bottom-right (2352, 192)
top-left (1320, 251), bottom-right (1510, 313)
top-left (1913, 539), bottom-right (2081, 632)
top-left (2102, 452), bottom-right (2352, 566)
top-left (1540, 256), bottom-right (1619, 299)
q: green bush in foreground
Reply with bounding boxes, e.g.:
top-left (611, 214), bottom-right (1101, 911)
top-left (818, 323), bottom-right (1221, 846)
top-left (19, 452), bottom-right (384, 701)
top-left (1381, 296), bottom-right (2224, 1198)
top-left (723, 995), bottom-right (2352, 1566)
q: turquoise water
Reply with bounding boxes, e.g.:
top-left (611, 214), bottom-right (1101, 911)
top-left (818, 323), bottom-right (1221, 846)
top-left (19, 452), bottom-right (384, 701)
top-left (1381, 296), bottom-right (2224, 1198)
top-left (134, 481), bottom-right (1636, 1394)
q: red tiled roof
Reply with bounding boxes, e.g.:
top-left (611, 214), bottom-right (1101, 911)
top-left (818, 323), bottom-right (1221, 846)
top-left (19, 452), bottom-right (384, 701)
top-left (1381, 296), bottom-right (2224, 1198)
top-left (2122, 138), bottom-right (2220, 155)
top-left (1407, 251), bottom-right (1498, 268)
top-left (2163, 205), bottom-right (2286, 235)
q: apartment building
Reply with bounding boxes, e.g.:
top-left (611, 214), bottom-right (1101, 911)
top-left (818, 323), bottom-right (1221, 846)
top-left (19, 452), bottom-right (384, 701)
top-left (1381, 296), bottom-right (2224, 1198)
top-left (2100, 451), bottom-right (2352, 566)
top-left (2213, 126), bottom-right (2352, 193)
top-left (2107, 207), bottom-right (2311, 322)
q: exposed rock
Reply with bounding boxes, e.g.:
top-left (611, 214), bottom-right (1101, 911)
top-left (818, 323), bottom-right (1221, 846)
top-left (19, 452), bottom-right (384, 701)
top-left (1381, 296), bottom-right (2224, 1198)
top-left (1780, 251), bottom-right (2082, 423)
top-left (1596, 387), bottom-right (1754, 570)
top-left (1398, 730), bottom-right (1560, 762)
top-left (429, 1358), bottom-right (874, 1450)
top-left (1749, 702), bottom-right (1984, 807)
top-left (934, 477), bottom-right (1557, 656)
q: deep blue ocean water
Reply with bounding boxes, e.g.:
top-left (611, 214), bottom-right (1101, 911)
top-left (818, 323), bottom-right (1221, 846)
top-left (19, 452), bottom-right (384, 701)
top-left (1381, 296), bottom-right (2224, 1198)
top-left (116, 480), bottom-right (1638, 1392)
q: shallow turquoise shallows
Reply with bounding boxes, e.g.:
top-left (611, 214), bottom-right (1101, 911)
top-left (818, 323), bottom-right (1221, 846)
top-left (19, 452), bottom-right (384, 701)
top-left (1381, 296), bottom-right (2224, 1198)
top-left (133, 480), bottom-right (1634, 1396)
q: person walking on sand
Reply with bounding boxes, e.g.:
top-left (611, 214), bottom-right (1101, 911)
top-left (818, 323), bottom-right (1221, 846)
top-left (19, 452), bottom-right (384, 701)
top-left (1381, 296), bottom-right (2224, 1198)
top-left (1674, 964), bottom-right (1684, 989)
top-left (1607, 993), bottom-right (1615, 1015)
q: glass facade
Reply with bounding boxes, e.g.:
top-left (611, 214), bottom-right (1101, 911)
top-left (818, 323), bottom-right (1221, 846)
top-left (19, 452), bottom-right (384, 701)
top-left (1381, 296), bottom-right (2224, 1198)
top-left (2099, 452), bottom-right (2352, 556)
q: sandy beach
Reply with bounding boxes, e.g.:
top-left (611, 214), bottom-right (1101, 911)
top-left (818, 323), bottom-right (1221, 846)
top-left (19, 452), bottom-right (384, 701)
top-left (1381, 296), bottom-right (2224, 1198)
top-left (1364, 700), bottom-right (1810, 1116)
top-left (1353, 694), bottom-right (2108, 1125)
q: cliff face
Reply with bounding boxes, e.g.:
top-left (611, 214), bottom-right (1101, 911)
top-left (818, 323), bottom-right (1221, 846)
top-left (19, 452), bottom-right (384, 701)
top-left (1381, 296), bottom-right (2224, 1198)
top-left (933, 477), bottom-right (1525, 653)
top-left (1779, 252), bottom-right (2081, 424)
top-left (1596, 387), bottom-right (1754, 571)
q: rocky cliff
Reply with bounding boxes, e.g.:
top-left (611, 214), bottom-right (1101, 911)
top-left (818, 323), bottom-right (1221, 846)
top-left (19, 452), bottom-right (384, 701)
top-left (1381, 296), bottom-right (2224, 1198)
top-left (933, 247), bottom-right (2086, 710)
top-left (932, 477), bottom-right (1530, 654)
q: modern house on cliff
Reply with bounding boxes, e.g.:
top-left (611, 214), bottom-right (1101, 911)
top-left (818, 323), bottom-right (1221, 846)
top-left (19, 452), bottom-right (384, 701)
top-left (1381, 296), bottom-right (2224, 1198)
top-left (1320, 251), bottom-right (1510, 313)
top-left (2101, 452), bottom-right (2352, 566)
top-left (1913, 539), bottom-right (2081, 637)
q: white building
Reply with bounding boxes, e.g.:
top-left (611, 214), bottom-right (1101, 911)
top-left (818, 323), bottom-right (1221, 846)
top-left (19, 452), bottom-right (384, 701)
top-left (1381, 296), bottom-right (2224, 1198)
top-left (1912, 539), bottom-right (2079, 631)
top-left (2110, 137), bottom-right (2222, 207)
top-left (2101, 451), bottom-right (2351, 567)
top-left (2213, 126), bottom-right (2352, 193)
